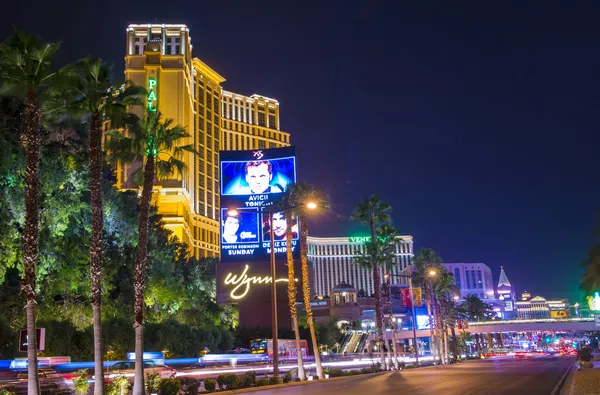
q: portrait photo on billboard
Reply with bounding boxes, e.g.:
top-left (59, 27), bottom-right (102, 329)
top-left (262, 211), bottom-right (299, 242)
top-left (221, 208), bottom-right (260, 244)
top-left (221, 156), bottom-right (296, 196)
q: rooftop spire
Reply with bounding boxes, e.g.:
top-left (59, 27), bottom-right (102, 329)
top-left (497, 266), bottom-right (511, 288)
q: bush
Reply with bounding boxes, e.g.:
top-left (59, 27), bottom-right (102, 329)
top-left (327, 368), bottom-right (346, 378)
top-left (256, 377), bottom-right (270, 387)
top-left (216, 373), bottom-right (238, 389)
top-left (159, 378), bottom-right (182, 395)
top-left (267, 377), bottom-right (279, 385)
top-left (0, 389), bottom-right (16, 395)
top-left (73, 369), bottom-right (90, 395)
top-left (180, 378), bottom-right (200, 395)
top-left (203, 379), bottom-right (216, 393)
top-left (107, 375), bottom-right (130, 395)
top-left (241, 370), bottom-right (257, 387)
top-left (578, 346), bottom-right (593, 362)
top-left (283, 370), bottom-right (292, 383)
top-left (146, 372), bottom-right (162, 394)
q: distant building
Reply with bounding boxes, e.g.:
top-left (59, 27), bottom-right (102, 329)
top-left (516, 296), bottom-right (551, 319)
top-left (497, 266), bottom-right (516, 318)
top-left (307, 235), bottom-right (413, 297)
top-left (441, 263), bottom-right (495, 300)
top-left (520, 291), bottom-right (532, 301)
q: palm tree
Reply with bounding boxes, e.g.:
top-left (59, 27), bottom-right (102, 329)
top-left (351, 195), bottom-right (392, 369)
top-left (440, 299), bottom-right (463, 361)
top-left (0, 31), bottom-right (60, 395)
top-left (106, 111), bottom-right (193, 395)
top-left (378, 224), bottom-right (400, 369)
top-left (287, 181), bottom-right (328, 379)
top-left (412, 248), bottom-right (443, 363)
top-left (274, 190), bottom-right (305, 381)
top-left (460, 295), bottom-right (489, 322)
top-left (57, 57), bottom-right (143, 394)
top-left (431, 267), bottom-right (459, 363)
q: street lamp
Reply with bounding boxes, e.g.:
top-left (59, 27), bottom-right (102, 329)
top-left (232, 201), bottom-right (317, 379)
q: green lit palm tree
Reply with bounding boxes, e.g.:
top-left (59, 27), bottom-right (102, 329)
top-left (460, 294), bottom-right (489, 322)
top-left (287, 181), bottom-right (329, 379)
top-left (56, 57), bottom-right (143, 394)
top-left (0, 31), bottom-right (61, 395)
top-left (106, 111), bottom-right (193, 395)
top-left (351, 195), bottom-right (392, 369)
top-left (412, 248), bottom-right (443, 363)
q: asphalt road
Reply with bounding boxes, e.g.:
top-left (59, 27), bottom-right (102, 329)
top-left (242, 356), bottom-right (575, 395)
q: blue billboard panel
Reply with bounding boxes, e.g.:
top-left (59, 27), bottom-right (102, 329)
top-left (220, 147), bottom-right (299, 262)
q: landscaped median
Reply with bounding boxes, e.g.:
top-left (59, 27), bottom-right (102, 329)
top-left (205, 367), bottom-right (390, 394)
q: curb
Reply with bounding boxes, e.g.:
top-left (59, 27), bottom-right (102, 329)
top-left (211, 370), bottom-right (391, 394)
top-left (553, 361), bottom-right (577, 395)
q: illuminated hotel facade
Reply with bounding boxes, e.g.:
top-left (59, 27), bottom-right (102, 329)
top-left (119, 24), bottom-right (289, 258)
top-left (307, 236), bottom-right (414, 297)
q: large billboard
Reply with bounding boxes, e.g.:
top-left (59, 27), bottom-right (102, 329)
top-left (219, 146), bottom-right (299, 262)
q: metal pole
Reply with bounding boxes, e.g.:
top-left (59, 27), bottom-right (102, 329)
top-left (269, 210), bottom-right (279, 378)
top-left (408, 277), bottom-right (419, 366)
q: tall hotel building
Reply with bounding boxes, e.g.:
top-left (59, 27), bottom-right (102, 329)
top-left (120, 24), bottom-right (289, 258)
top-left (307, 236), bottom-right (414, 297)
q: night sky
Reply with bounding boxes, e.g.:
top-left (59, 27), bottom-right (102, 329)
top-left (3, 2), bottom-right (599, 302)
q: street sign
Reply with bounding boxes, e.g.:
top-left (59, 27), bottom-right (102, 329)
top-left (412, 288), bottom-right (423, 307)
top-left (400, 288), bottom-right (411, 308)
top-left (18, 328), bottom-right (45, 352)
top-left (595, 314), bottom-right (600, 327)
top-left (400, 287), bottom-right (423, 307)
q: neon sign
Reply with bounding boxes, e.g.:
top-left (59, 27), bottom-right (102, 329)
top-left (223, 264), bottom-right (296, 300)
top-left (588, 292), bottom-right (600, 311)
top-left (349, 236), bottom-right (371, 243)
top-left (147, 77), bottom-right (157, 111)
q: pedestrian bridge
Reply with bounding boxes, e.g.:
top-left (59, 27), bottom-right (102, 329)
top-left (392, 318), bottom-right (598, 340)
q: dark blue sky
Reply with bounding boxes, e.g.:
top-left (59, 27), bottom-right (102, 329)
top-left (3, 1), bottom-right (598, 302)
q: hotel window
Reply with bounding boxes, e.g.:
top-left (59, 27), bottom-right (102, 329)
top-left (454, 268), bottom-right (461, 290)
top-left (268, 114), bottom-right (276, 129)
top-left (166, 37), bottom-right (180, 55)
top-left (134, 37), bottom-right (147, 55)
top-left (257, 111), bottom-right (266, 126)
top-left (213, 97), bottom-right (219, 115)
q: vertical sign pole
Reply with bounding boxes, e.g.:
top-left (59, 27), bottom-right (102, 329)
top-left (409, 277), bottom-right (419, 366)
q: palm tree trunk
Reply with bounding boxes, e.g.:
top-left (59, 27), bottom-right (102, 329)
top-left (433, 301), bottom-right (445, 364)
top-left (132, 155), bottom-right (155, 395)
top-left (451, 326), bottom-right (458, 362)
top-left (285, 213), bottom-right (305, 381)
top-left (369, 220), bottom-right (385, 369)
top-left (300, 215), bottom-right (322, 379)
top-left (89, 113), bottom-right (105, 394)
top-left (387, 282), bottom-right (397, 369)
top-left (22, 90), bottom-right (40, 395)
top-left (425, 296), bottom-right (436, 362)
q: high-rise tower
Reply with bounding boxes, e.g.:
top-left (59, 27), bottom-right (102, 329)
top-left (121, 24), bottom-right (290, 258)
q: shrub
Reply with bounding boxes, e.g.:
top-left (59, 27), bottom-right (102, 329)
top-left (241, 370), bottom-right (257, 387)
top-left (267, 376), bottom-right (279, 385)
top-left (0, 389), bottom-right (16, 395)
top-left (146, 372), bottom-right (162, 394)
top-left (203, 379), bottom-right (216, 393)
top-left (256, 377), bottom-right (270, 387)
top-left (73, 369), bottom-right (90, 395)
top-left (107, 375), bottom-right (130, 395)
top-left (216, 373), bottom-right (238, 389)
top-left (283, 370), bottom-right (292, 383)
top-left (579, 346), bottom-right (593, 362)
top-left (159, 378), bottom-right (182, 395)
top-left (180, 378), bottom-right (200, 395)
top-left (328, 368), bottom-right (346, 378)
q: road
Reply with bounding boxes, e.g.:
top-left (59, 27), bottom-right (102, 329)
top-left (241, 356), bottom-right (575, 395)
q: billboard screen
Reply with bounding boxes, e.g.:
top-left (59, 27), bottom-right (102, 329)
top-left (219, 147), bottom-right (299, 262)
